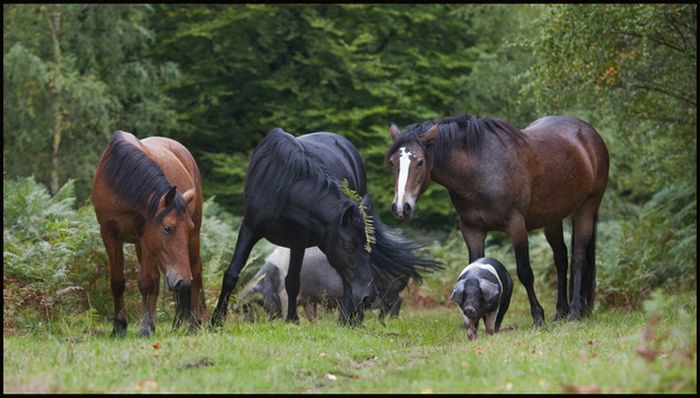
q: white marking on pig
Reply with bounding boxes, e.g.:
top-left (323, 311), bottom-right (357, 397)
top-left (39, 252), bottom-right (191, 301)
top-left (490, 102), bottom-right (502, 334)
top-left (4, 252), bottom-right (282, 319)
top-left (458, 259), bottom-right (503, 294)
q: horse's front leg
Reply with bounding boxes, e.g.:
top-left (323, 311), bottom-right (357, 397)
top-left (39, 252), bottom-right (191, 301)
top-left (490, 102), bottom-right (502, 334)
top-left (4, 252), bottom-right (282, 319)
top-left (211, 220), bottom-right (261, 327)
top-left (100, 227), bottom-right (127, 337)
top-left (137, 247), bottom-right (160, 337)
top-left (544, 222), bottom-right (569, 321)
top-left (508, 215), bottom-right (545, 327)
top-left (284, 245), bottom-right (306, 323)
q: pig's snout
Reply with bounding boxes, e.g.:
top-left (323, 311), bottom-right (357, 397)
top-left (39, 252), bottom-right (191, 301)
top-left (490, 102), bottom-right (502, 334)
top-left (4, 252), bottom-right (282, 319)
top-left (463, 306), bottom-right (477, 318)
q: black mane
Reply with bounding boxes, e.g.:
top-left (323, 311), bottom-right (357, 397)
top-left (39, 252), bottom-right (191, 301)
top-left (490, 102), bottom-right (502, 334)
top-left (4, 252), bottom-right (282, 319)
top-left (104, 131), bottom-right (187, 220)
top-left (387, 114), bottom-right (527, 168)
top-left (367, 195), bottom-right (442, 283)
top-left (244, 128), bottom-right (355, 223)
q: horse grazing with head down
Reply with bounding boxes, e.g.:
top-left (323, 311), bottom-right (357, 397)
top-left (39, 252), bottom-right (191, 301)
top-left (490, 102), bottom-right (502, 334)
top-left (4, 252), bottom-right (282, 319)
top-left (386, 114), bottom-right (609, 325)
top-left (92, 131), bottom-right (205, 337)
top-left (211, 128), bottom-right (440, 327)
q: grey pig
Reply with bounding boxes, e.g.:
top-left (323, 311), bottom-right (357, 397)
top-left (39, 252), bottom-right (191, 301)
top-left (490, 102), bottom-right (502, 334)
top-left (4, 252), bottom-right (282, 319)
top-left (449, 257), bottom-right (513, 340)
top-left (236, 246), bottom-right (408, 323)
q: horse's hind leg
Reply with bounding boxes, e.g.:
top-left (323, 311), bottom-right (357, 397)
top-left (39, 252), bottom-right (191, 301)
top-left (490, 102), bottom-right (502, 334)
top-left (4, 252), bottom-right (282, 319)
top-left (284, 245), bottom-right (306, 323)
top-left (101, 227), bottom-right (127, 337)
top-left (544, 221), bottom-right (569, 321)
top-left (569, 205), bottom-right (598, 321)
top-left (211, 221), bottom-right (261, 327)
top-left (507, 214), bottom-right (545, 327)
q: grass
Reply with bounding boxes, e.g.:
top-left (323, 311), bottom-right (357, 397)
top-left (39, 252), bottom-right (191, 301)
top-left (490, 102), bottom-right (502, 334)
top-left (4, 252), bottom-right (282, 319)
top-left (3, 286), bottom-right (696, 393)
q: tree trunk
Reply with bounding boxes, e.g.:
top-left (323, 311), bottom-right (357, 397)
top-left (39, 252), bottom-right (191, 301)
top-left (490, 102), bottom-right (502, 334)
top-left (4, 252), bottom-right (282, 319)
top-left (48, 6), bottom-right (63, 195)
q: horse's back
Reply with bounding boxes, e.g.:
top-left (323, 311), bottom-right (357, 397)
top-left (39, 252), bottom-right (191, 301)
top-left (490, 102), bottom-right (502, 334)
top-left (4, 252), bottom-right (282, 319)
top-left (92, 131), bottom-right (202, 226)
top-left (524, 116), bottom-right (606, 148)
top-left (141, 136), bottom-right (202, 195)
top-left (298, 132), bottom-right (367, 195)
top-left (141, 137), bottom-right (200, 181)
top-left (523, 115), bottom-right (609, 176)
top-left (520, 116), bottom-right (609, 227)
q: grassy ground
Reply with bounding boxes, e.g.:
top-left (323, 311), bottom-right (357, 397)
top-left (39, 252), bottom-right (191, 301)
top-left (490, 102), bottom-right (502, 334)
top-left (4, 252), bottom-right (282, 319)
top-left (3, 286), bottom-right (696, 393)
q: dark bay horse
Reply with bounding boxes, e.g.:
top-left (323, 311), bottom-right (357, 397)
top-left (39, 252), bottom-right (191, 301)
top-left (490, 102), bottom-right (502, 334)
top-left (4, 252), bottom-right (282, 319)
top-left (211, 128), bottom-right (440, 327)
top-left (386, 115), bottom-right (609, 325)
top-left (92, 131), bottom-right (205, 337)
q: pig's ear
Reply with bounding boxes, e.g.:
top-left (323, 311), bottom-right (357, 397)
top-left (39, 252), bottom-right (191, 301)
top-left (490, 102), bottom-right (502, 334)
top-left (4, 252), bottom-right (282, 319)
top-left (449, 283), bottom-right (464, 304)
top-left (480, 280), bottom-right (500, 301)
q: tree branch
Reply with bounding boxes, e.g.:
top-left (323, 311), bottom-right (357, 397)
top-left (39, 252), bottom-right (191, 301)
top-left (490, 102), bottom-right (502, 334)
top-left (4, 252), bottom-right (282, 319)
top-left (629, 81), bottom-right (697, 107)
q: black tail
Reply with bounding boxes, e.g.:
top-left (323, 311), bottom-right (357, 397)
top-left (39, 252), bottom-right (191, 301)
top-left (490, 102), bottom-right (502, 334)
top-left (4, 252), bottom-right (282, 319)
top-left (582, 213), bottom-right (597, 315)
top-left (365, 195), bottom-right (443, 284)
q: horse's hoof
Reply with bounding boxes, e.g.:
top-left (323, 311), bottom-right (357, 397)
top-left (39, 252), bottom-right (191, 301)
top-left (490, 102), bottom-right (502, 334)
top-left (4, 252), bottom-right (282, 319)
top-left (210, 320), bottom-right (222, 330)
top-left (111, 329), bottom-right (127, 338)
top-left (140, 329), bottom-right (154, 338)
top-left (567, 312), bottom-right (582, 321)
top-left (552, 312), bottom-right (568, 322)
top-left (111, 319), bottom-right (127, 337)
top-left (533, 317), bottom-right (545, 327)
top-left (188, 319), bottom-right (202, 334)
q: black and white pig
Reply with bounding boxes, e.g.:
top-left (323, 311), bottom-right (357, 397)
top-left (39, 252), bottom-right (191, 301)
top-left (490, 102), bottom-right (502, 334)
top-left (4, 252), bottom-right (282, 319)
top-left (235, 246), bottom-right (408, 323)
top-left (449, 257), bottom-right (513, 340)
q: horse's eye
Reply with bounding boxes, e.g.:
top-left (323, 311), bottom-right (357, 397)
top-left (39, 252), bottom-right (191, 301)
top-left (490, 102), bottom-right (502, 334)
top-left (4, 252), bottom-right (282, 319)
top-left (416, 159), bottom-right (424, 167)
top-left (163, 226), bottom-right (172, 234)
top-left (388, 159), bottom-right (394, 168)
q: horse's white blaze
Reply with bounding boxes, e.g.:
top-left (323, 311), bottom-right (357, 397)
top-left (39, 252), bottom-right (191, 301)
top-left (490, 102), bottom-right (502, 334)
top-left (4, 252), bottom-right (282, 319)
top-left (396, 147), bottom-right (412, 209)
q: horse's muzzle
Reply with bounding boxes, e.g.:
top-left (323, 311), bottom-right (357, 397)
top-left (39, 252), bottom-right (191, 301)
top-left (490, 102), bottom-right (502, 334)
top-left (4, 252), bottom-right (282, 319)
top-left (392, 202), bottom-right (413, 219)
top-left (166, 272), bottom-right (192, 291)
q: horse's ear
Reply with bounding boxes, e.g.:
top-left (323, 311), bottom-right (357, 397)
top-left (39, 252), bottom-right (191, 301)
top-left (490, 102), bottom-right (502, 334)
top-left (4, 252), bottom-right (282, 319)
top-left (420, 124), bottom-right (439, 146)
top-left (164, 186), bottom-right (177, 207)
top-left (182, 188), bottom-right (196, 204)
top-left (341, 204), bottom-right (358, 227)
top-left (390, 123), bottom-right (401, 142)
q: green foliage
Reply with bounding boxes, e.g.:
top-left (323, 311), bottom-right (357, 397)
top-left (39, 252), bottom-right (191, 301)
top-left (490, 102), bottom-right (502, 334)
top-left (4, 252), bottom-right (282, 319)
top-left (150, 4), bottom-right (536, 227)
top-left (3, 176), bottom-right (111, 330)
top-left (3, 4), bottom-right (179, 202)
top-left (2, 4), bottom-right (696, 335)
top-left (521, 4), bottom-right (696, 305)
top-left (597, 185), bottom-right (697, 309)
top-left (522, 4), bottom-right (696, 201)
top-left (1, 176), bottom-right (269, 332)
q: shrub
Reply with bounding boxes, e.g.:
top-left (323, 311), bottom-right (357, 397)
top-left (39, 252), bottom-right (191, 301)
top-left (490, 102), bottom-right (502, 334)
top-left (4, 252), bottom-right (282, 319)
top-left (3, 176), bottom-right (113, 332)
top-left (2, 176), bottom-right (268, 332)
top-left (597, 185), bottom-right (697, 309)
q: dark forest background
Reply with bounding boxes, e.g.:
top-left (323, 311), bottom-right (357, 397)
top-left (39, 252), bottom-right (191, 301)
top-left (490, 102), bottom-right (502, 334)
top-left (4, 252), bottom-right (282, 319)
top-left (4, 4), bottom-right (696, 328)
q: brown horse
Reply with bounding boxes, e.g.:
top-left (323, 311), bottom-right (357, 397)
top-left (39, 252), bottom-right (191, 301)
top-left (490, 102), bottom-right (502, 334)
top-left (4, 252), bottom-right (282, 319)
top-left (386, 115), bottom-right (609, 325)
top-left (92, 131), bottom-right (205, 337)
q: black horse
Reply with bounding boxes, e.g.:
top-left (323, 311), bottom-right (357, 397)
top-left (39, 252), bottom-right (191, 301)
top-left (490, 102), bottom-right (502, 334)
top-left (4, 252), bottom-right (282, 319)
top-left (212, 128), bottom-right (440, 326)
